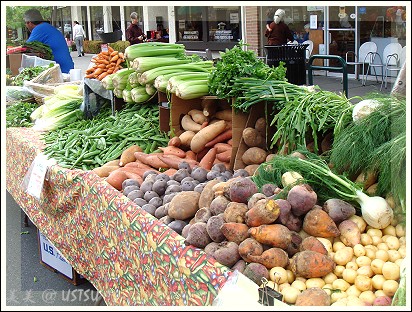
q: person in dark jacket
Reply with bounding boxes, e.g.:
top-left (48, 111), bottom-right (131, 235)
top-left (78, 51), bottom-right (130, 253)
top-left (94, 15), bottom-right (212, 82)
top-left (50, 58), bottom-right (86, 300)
top-left (265, 9), bottom-right (294, 46)
top-left (126, 12), bottom-right (145, 45)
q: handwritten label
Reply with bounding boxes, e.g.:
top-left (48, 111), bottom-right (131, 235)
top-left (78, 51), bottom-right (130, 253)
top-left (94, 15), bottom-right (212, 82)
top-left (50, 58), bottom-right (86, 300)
top-left (26, 154), bottom-right (50, 199)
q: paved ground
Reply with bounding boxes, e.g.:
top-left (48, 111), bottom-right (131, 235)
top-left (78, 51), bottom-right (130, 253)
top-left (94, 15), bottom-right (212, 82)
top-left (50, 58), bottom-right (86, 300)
top-left (3, 49), bottom-right (393, 309)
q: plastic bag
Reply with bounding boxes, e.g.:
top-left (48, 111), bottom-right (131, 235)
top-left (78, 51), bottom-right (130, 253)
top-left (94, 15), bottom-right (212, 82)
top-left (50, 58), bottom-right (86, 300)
top-left (6, 86), bottom-right (34, 102)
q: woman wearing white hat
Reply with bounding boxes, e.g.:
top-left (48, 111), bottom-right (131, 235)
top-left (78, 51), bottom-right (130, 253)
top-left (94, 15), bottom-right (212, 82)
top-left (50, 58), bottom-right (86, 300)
top-left (265, 9), bottom-right (294, 45)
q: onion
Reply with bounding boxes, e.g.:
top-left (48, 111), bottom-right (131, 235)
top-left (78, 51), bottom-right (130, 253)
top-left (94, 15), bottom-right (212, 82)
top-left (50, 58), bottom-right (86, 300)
top-left (356, 190), bottom-right (394, 229)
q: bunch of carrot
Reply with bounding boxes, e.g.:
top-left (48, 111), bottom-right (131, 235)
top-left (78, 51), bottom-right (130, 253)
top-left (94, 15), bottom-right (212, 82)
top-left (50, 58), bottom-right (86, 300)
top-left (85, 46), bottom-right (125, 80)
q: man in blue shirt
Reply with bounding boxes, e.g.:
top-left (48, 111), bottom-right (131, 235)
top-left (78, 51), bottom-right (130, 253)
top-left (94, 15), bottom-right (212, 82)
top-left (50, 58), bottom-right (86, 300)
top-left (24, 9), bottom-right (74, 74)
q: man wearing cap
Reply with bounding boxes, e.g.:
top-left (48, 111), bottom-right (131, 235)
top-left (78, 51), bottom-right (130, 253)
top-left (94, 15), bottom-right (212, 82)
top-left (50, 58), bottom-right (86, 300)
top-left (126, 12), bottom-right (145, 45)
top-left (265, 9), bottom-right (294, 46)
top-left (23, 8), bottom-right (74, 74)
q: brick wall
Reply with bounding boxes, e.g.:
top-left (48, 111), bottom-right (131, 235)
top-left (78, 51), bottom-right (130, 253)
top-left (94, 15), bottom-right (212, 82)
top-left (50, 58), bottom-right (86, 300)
top-left (244, 7), bottom-right (261, 55)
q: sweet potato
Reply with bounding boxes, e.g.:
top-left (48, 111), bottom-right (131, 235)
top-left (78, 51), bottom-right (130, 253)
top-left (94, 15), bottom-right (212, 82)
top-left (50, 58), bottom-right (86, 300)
top-left (242, 262), bottom-right (269, 286)
top-left (187, 109), bottom-right (208, 124)
top-left (245, 198), bottom-right (280, 227)
top-left (299, 236), bottom-right (328, 255)
top-left (198, 147), bottom-right (217, 170)
top-left (213, 109), bottom-right (232, 121)
top-left (179, 130), bottom-right (196, 149)
top-left (168, 191), bottom-right (201, 220)
top-left (338, 219), bottom-right (361, 247)
top-left (210, 241), bottom-right (241, 268)
top-left (223, 202), bottom-right (248, 223)
top-left (134, 152), bottom-right (169, 169)
top-left (102, 159), bottom-right (120, 167)
top-left (238, 237), bottom-right (264, 263)
top-left (287, 183), bottom-right (318, 217)
top-left (119, 144), bottom-right (143, 166)
top-left (105, 169), bottom-right (129, 191)
top-left (248, 224), bottom-right (292, 250)
top-left (92, 165), bottom-right (120, 178)
top-left (168, 136), bottom-right (181, 147)
top-left (248, 247), bottom-right (289, 269)
top-left (204, 129), bottom-right (233, 147)
top-left (241, 147), bottom-right (267, 165)
top-left (181, 114), bottom-right (202, 132)
top-left (322, 198), bottom-right (356, 225)
top-left (290, 250), bottom-right (336, 278)
top-left (295, 287), bottom-right (331, 306)
top-left (157, 154), bottom-right (198, 170)
top-left (215, 149), bottom-right (232, 163)
top-left (220, 222), bottom-right (250, 245)
top-left (190, 120), bottom-right (227, 153)
top-left (184, 222), bottom-right (212, 249)
top-left (303, 208), bottom-right (340, 238)
top-left (158, 146), bottom-right (186, 158)
top-left (214, 142), bottom-right (232, 154)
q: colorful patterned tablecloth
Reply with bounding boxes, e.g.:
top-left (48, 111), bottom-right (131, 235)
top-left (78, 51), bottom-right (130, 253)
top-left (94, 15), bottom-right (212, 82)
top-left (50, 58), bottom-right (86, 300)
top-left (6, 127), bottom-right (233, 306)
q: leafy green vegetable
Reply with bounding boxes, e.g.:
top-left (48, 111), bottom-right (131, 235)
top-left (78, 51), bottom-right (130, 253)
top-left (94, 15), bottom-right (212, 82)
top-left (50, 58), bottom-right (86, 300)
top-left (208, 41), bottom-right (286, 100)
top-left (11, 65), bottom-right (51, 86)
top-left (23, 41), bottom-right (54, 60)
top-left (6, 101), bottom-right (38, 127)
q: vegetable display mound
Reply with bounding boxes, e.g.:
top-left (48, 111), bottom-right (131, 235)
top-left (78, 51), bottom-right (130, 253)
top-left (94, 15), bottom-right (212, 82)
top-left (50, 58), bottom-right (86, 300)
top-left (6, 101), bottom-right (38, 128)
top-left (23, 41), bottom-right (54, 60)
top-left (208, 42), bottom-right (286, 100)
top-left (10, 65), bottom-right (52, 87)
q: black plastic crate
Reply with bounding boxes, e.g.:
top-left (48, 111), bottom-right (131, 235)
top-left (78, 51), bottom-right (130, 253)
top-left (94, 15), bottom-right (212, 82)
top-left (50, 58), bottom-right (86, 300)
top-left (265, 44), bottom-right (308, 85)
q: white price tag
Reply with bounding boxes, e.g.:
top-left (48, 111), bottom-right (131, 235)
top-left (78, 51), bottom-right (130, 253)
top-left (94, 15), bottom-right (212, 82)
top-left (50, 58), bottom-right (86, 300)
top-left (25, 154), bottom-right (54, 199)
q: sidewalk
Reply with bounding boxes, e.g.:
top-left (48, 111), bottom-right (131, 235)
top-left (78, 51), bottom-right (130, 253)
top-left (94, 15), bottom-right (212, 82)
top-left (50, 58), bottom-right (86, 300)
top-left (70, 50), bottom-right (391, 100)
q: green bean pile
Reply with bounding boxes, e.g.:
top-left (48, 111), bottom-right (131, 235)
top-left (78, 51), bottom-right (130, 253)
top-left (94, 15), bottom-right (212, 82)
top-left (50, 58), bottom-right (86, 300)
top-left (42, 104), bottom-right (169, 170)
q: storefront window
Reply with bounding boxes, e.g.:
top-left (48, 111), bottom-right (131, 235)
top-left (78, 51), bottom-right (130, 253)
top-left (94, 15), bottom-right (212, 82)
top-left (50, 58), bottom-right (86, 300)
top-left (56, 7), bottom-right (72, 38)
top-left (207, 6), bottom-right (241, 42)
top-left (176, 6), bottom-right (204, 41)
top-left (90, 6), bottom-right (103, 40)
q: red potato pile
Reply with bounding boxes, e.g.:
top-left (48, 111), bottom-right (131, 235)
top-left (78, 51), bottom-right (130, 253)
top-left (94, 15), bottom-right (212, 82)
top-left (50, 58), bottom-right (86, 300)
top-left (117, 168), bottom-right (405, 307)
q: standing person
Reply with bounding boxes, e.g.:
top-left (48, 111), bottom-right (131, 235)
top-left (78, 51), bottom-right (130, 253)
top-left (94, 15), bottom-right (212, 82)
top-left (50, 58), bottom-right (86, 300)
top-left (266, 8), bottom-right (275, 32)
top-left (72, 21), bottom-right (86, 57)
top-left (265, 9), bottom-right (294, 46)
top-left (126, 12), bottom-right (145, 45)
top-left (23, 8), bottom-right (74, 74)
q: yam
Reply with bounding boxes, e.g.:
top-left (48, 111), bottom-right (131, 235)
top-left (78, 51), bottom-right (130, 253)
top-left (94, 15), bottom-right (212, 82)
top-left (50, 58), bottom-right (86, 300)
top-left (223, 202), bottom-right (248, 223)
top-left (303, 208), bottom-right (340, 238)
top-left (179, 131), bottom-right (196, 149)
top-left (248, 224), bottom-right (292, 250)
top-left (190, 120), bottom-right (227, 153)
top-left (187, 109), bottom-right (208, 124)
top-left (105, 169), bottom-right (129, 191)
top-left (248, 247), bottom-right (289, 269)
top-left (245, 198), bottom-right (280, 227)
top-left (92, 165), bottom-right (120, 178)
top-left (181, 114), bottom-right (202, 132)
top-left (295, 287), bottom-right (331, 306)
top-left (238, 238), bottom-right (264, 263)
top-left (220, 222), bottom-right (250, 245)
top-left (290, 250), bottom-right (336, 278)
top-left (213, 109), bottom-right (232, 121)
top-left (119, 145), bottom-right (143, 166)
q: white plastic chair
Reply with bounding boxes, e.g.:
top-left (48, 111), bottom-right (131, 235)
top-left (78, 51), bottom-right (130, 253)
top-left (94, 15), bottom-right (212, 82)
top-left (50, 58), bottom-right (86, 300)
top-left (302, 40), bottom-right (313, 61)
top-left (345, 41), bottom-right (377, 85)
top-left (381, 45), bottom-right (406, 90)
top-left (366, 42), bottom-right (402, 86)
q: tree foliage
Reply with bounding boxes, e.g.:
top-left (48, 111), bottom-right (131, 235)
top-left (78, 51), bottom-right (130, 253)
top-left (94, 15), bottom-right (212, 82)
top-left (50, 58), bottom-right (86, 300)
top-left (6, 5), bottom-right (52, 30)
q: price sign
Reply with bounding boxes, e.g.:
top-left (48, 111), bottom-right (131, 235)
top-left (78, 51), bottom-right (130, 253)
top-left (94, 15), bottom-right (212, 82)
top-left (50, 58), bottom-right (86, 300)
top-left (25, 154), bottom-right (50, 199)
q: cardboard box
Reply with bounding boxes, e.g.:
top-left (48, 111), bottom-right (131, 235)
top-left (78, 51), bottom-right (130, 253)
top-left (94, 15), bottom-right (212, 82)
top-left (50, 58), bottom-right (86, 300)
top-left (158, 91), bottom-right (170, 133)
top-left (233, 101), bottom-right (275, 170)
top-left (169, 93), bottom-right (249, 170)
top-left (6, 54), bottom-right (22, 76)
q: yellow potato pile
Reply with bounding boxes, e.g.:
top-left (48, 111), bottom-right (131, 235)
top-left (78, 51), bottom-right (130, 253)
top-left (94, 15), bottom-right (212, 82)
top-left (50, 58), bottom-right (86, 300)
top-left (264, 215), bottom-right (406, 306)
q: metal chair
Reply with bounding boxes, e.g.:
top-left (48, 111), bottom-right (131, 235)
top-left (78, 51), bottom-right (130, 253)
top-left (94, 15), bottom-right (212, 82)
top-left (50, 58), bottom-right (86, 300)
top-left (381, 45), bottom-right (406, 90)
top-left (365, 42), bottom-right (402, 86)
top-left (345, 41), bottom-right (377, 85)
top-left (302, 40), bottom-right (314, 61)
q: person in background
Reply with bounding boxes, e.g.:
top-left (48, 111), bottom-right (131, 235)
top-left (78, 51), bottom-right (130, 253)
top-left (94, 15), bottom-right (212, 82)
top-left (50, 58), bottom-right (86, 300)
top-left (265, 9), bottom-right (294, 45)
top-left (23, 8), bottom-right (74, 74)
top-left (65, 33), bottom-right (72, 52)
top-left (297, 24), bottom-right (310, 43)
top-left (126, 12), bottom-right (145, 45)
top-left (72, 21), bottom-right (86, 57)
top-left (266, 8), bottom-right (275, 32)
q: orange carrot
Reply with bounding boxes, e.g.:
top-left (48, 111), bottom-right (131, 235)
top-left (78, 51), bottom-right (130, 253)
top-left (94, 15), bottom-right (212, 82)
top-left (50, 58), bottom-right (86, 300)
top-left (111, 54), bottom-right (119, 62)
top-left (198, 147), bottom-right (217, 170)
top-left (98, 72), bottom-right (109, 80)
top-left (110, 50), bottom-right (118, 57)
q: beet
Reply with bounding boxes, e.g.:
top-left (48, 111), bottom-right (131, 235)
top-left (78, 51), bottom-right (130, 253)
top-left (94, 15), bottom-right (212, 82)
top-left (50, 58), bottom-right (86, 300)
top-left (229, 177), bottom-right (258, 203)
top-left (287, 184), bottom-right (317, 216)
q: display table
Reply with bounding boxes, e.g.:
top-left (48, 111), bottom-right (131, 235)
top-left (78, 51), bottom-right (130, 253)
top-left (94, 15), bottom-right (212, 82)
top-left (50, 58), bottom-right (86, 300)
top-left (6, 127), bottom-right (234, 306)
